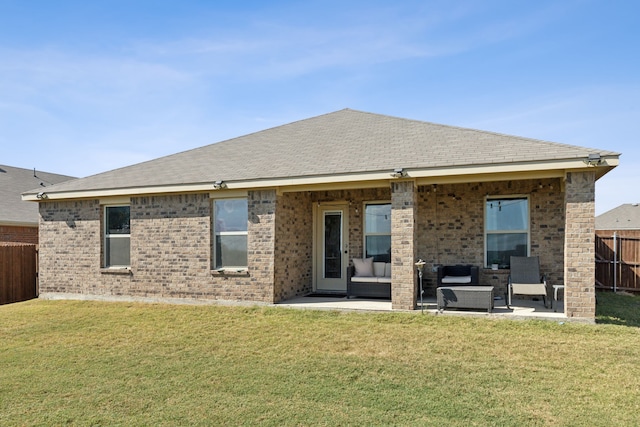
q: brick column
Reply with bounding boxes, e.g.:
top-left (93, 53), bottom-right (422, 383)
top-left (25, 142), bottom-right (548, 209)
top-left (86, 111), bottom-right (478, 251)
top-left (391, 180), bottom-right (418, 310)
top-left (564, 171), bottom-right (596, 319)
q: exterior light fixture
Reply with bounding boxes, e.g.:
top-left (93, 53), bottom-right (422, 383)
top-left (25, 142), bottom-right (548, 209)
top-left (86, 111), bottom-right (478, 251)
top-left (213, 180), bottom-right (227, 190)
top-left (36, 192), bottom-right (48, 199)
top-left (391, 168), bottom-right (407, 178)
top-left (586, 153), bottom-right (602, 166)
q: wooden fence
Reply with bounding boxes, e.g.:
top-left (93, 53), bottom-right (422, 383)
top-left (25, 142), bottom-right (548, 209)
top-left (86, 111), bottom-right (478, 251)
top-left (596, 230), bottom-right (640, 292)
top-left (0, 243), bottom-right (38, 304)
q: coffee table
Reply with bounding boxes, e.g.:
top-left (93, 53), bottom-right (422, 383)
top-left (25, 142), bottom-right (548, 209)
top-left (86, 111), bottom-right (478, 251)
top-left (437, 286), bottom-right (494, 313)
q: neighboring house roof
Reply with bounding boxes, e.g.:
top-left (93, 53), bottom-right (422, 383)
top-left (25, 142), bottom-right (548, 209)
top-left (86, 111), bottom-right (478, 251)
top-left (23, 109), bottom-right (620, 200)
top-left (596, 203), bottom-right (640, 230)
top-left (1, 165), bottom-right (75, 226)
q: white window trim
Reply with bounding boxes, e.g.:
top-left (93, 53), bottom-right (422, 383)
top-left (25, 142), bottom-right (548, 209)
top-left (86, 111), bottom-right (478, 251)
top-left (103, 204), bottom-right (131, 268)
top-left (212, 197), bottom-right (248, 271)
top-left (484, 195), bottom-right (530, 268)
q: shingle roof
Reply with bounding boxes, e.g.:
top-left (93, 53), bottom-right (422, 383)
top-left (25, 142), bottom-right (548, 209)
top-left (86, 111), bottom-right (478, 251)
top-left (596, 204), bottom-right (640, 230)
top-left (1, 165), bottom-right (75, 225)
top-left (27, 109), bottom-right (619, 196)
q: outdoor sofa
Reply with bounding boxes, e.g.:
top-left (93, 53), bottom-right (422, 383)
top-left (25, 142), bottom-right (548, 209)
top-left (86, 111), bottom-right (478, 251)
top-left (347, 258), bottom-right (391, 299)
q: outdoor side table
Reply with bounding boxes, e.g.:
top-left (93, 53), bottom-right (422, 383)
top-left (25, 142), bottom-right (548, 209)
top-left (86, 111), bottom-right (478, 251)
top-left (437, 286), bottom-right (494, 313)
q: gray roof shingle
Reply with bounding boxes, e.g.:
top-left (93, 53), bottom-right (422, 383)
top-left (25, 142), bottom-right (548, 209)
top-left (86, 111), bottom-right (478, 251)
top-left (28, 109), bottom-right (619, 196)
top-left (596, 204), bottom-right (640, 230)
top-left (1, 165), bottom-right (75, 224)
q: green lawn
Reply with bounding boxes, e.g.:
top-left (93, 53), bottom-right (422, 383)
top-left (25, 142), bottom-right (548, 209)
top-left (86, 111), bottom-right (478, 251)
top-left (1, 293), bottom-right (640, 426)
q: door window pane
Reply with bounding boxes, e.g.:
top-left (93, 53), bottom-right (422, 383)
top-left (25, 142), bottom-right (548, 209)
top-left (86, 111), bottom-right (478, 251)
top-left (324, 212), bottom-right (342, 278)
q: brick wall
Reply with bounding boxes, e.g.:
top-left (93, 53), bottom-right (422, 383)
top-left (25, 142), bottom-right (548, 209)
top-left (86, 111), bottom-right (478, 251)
top-left (37, 177), bottom-right (574, 310)
top-left (39, 192), bottom-right (280, 303)
top-left (130, 194), bottom-right (212, 299)
top-left (391, 181), bottom-right (418, 310)
top-left (416, 178), bottom-right (565, 297)
top-left (564, 171), bottom-right (596, 318)
top-left (274, 191), bottom-right (313, 302)
top-left (246, 190), bottom-right (277, 302)
top-left (39, 200), bottom-right (102, 294)
top-left (0, 225), bottom-right (38, 244)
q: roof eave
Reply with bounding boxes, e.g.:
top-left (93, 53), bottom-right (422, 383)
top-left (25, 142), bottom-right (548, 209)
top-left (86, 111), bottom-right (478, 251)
top-left (21, 156), bottom-right (619, 201)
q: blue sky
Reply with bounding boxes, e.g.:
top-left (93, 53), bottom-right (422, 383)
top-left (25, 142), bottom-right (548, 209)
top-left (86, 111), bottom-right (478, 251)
top-left (1, 0), bottom-right (638, 214)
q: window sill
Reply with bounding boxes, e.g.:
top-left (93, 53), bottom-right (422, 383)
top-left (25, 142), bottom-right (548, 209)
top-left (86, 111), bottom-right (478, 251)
top-left (211, 268), bottom-right (249, 277)
top-left (100, 267), bottom-right (132, 275)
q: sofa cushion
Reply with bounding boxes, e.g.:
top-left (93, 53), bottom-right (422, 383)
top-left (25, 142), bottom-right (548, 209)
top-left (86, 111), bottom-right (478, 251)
top-left (377, 277), bottom-right (392, 284)
top-left (384, 263), bottom-right (392, 277)
top-left (351, 276), bottom-right (375, 283)
top-left (352, 257), bottom-right (374, 277)
top-left (373, 262), bottom-right (386, 277)
top-left (441, 275), bottom-right (472, 284)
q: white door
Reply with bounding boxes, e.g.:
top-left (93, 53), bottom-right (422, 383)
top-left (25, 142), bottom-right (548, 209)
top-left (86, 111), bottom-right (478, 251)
top-left (315, 204), bottom-right (349, 293)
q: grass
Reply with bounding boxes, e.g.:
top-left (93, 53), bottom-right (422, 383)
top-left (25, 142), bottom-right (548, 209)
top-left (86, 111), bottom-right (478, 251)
top-left (1, 294), bottom-right (640, 426)
top-left (595, 290), bottom-right (640, 327)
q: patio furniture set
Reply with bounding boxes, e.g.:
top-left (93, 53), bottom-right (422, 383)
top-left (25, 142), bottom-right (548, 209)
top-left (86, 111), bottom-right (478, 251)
top-left (348, 256), bottom-right (554, 313)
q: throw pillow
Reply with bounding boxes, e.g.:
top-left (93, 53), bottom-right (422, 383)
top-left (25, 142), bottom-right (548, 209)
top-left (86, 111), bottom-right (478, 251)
top-left (352, 257), bottom-right (374, 277)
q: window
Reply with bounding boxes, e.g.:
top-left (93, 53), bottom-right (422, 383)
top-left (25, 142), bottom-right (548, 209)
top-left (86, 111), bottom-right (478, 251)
top-left (104, 205), bottom-right (130, 267)
top-left (364, 203), bottom-right (391, 263)
top-left (485, 197), bottom-right (529, 268)
top-left (213, 198), bottom-right (248, 269)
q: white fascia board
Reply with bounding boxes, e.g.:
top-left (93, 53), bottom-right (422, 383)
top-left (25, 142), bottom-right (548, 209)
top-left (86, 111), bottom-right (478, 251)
top-left (21, 156), bottom-right (619, 200)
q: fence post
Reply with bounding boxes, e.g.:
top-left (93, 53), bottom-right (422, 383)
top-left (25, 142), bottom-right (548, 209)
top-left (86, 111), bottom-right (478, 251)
top-left (613, 232), bottom-right (617, 293)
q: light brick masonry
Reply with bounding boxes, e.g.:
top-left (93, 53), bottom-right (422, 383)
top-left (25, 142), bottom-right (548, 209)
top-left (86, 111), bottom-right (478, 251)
top-left (38, 175), bottom-right (595, 318)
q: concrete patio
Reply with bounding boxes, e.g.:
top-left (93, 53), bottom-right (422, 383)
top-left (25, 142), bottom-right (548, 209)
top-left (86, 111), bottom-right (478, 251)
top-left (277, 294), bottom-right (570, 321)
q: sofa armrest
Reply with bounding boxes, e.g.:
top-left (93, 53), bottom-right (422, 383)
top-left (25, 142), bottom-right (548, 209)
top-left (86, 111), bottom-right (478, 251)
top-left (470, 266), bottom-right (479, 285)
top-left (436, 266), bottom-right (445, 286)
top-left (347, 265), bottom-right (356, 283)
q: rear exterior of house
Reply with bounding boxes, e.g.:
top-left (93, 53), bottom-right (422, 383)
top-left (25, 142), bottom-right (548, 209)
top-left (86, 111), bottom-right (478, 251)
top-left (24, 110), bottom-right (619, 320)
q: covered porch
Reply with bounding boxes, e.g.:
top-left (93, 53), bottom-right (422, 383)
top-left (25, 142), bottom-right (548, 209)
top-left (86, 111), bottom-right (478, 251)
top-left (274, 171), bottom-right (595, 318)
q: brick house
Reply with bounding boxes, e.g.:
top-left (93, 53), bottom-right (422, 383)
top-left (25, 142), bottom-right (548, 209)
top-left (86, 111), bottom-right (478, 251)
top-left (1, 165), bottom-right (75, 243)
top-left (23, 109), bottom-right (619, 319)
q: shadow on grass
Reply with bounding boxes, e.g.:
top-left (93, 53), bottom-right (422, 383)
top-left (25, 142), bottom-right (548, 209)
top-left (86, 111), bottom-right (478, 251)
top-left (596, 290), bottom-right (640, 327)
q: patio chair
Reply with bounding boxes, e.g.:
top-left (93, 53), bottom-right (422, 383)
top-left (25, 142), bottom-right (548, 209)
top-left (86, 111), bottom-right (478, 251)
top-left (508, 256), bottom-right (548, 309)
